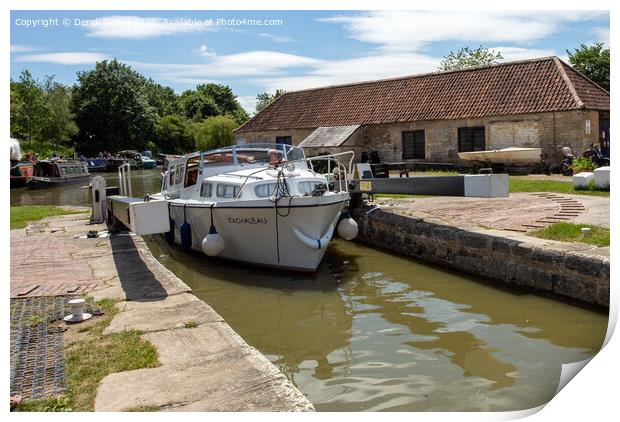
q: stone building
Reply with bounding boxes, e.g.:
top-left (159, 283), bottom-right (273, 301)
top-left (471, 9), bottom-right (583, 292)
top-left (235, 57), bottom-right (610, 166)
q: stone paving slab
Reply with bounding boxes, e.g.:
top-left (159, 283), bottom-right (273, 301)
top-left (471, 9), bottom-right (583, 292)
top-left (104, 293), bottom-right (223, 334)
top-left (142, 324), bottom-right (248, 366)
top-left (95, 347), bottom-right (314, 412)
top-left (376, 192), bottom-right (608, 232)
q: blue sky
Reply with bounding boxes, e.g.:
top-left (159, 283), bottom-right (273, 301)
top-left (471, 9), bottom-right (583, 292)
top-left (10, 10), bottom-right (610, 113)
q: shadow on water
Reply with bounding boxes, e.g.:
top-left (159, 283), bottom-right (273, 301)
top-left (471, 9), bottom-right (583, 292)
top-left (109, 234), bottom-right (168, 301)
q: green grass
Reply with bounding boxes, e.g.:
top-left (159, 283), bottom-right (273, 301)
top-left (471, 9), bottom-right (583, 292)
top-left (509, 178), bottom-right (610, 197)
top-left (530, 223), bottom-right (610, 247)
top-left (15, 298), bottom-right (160, 412)
top-left (184, 320), bottom-right (199, 329)
top-left (10, 206), bottom-right (87, 230)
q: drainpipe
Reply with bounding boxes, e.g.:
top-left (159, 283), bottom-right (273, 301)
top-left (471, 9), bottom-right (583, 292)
top-left (552, 112), bottom-right (558, 164)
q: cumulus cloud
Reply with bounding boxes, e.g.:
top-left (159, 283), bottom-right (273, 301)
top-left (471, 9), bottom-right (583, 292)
top-left (320, 11), bottom-right (607, 52)
top-left (196, 45), bottom-right (216, 58)
top-left (13, 52), bottom-right (109, 65)
top-left (81, 15), bottom-right (215, 39)
top-left (257, 33), bottom-right (296, 43)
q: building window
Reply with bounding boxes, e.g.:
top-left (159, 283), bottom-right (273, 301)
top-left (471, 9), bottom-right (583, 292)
top-left (276, 136), bottom-right (292, 145)
top-left (458, 127), bottom-right (485, 152)
top-left (402, 130), bottom-right (425, 159)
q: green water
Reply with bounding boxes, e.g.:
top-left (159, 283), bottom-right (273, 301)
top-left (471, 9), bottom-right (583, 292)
top-left (11, 168), bottom-right (608, 411)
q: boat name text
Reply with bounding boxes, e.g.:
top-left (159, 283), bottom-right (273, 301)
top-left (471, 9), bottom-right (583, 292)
top-left (228, 217), bottom-right (268, 225)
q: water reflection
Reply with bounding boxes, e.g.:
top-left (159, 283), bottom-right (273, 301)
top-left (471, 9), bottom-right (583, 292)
top-left (145, 236), bottom-right (607, 411)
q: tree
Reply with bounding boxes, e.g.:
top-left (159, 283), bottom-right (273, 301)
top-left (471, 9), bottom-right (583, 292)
top-left (177, 83), bottom-right (249, 125)
top-left (194, 115), bottom-right (239, 151)
top-left (156, 114), bottom-right (195, 154)
top-left (256, 89), bottom-right (285, 113)
top-left (438, 46), bottom-right (503, 71)
top-left (177, 89), bottom-right (220, 121)
top-left (40, 76), bottom-right (78, 145)
top-left (10, 70), bottom-right (49, 142)
top-left (144, 80), bottom-right (179, 117)
top-left (71, 59), bottom-right (158, 154)
top-left (567, 42), bottom-right (610, 91)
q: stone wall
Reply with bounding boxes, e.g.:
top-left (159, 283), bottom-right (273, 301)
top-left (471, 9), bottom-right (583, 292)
top-left (357, 110), bottom-right (600, 165)
top-left (351, 205), bottom-right (609, 308)
top-left (234, 128), bottom-right (315, 146)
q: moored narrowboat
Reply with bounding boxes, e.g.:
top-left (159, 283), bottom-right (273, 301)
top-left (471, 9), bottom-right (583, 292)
top-left (28, 160), bottom-right (91, 189)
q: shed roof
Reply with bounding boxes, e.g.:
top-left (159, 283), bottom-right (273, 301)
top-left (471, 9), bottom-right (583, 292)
top-left (297, 125), bottom-right (361, 148)
top-left (236, 57), bottom-right (609, 133)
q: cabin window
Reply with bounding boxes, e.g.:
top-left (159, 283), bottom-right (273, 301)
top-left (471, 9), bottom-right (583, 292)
top-left (200, 182), bottom-right (212, 198)
top-left (254, 183), bottom-right (277, 198)
top-left (168, 167), bottom-right (176, 186)
top-left (458, 127), bottom-right (485, 152)
top-left (298, 181), bottom-right (318, 195)
top-left (276, 136), bottom-right (292, 145)
top-left (402, 130), bottom-right (425, 159)
top-left (60, 167), bottom-right (66, 175)
top-left (217, 184), bottom-right (241, 198)
top-left (174, 164), bottom-right (185, 185)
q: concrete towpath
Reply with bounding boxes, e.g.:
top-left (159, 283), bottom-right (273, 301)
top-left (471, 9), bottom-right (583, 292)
top-left (10, 209), bottom-right (314, 411)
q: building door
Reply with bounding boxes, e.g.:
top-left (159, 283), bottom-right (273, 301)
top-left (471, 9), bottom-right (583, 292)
top-left (402, 130), bottom-right (425, 159)
top-left (276, 136), bottom-right (292, 145)
top-left (599, 111), bottom-right (610, 158)
top-left (458, 127), bottom-right (485, 152)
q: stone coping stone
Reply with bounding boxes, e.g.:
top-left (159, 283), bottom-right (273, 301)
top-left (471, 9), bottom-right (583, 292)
top-left (104, 293), bottom-right (223, 335)
top-left (95, 347), bottom-right (314, 412)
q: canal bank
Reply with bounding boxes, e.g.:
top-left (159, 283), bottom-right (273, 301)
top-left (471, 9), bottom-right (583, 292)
top-left (10, 209), bottom-right (314, 411)
top-left (350, 196), bottom-right (609, 308)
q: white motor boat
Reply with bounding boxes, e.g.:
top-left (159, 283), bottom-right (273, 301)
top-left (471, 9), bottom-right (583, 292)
top-left (458, 147), bottom-right (542, 165)
top-left (145, 144), bottom-right (358, 272)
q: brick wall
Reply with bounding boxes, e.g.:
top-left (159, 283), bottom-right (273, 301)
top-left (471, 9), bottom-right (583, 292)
top-left (236, 110), bottom-right (601, 166)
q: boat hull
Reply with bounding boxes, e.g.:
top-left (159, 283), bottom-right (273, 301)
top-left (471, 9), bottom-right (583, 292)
top-left (458, 147), bottom-right (542, 165)
top-left (27, 174), bottom-right (91, 189)
top-left (168, 194), bottom-right (348, 271)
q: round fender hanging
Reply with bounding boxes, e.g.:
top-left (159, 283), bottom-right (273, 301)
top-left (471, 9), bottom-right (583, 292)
top-left (180, 204), bottom-right (192, 250)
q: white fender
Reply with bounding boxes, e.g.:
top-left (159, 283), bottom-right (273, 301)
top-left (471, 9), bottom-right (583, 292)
top-left (293, 223), bottom-right (335, 250)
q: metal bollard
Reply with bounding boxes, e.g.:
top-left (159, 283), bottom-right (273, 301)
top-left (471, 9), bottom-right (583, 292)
top-left (90, 176), bottom-right (107, 224)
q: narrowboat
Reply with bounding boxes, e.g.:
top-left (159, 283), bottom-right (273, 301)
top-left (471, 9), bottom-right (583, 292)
top-left (28, 160), bottom-right (91, 188)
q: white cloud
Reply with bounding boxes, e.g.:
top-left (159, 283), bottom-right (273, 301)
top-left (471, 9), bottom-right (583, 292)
top-left (11, 45), bottom-right (38, 53)
top-left (81, 15), bottom-right (215, 39)
top-left (236, 95), bottom-right (258, 114)
top-left (590, 27), bottom-right (610, 47)
top-left (320, 11), bottom-right (607, 52)
top-left (490, 46), bottom-right (556, 62)
top-left (257, 33), bottom-right (296, 43)
top-left (125, 50), bottom-right (323, 85)
top-left (196, 45), bottom-right (216, 58)
top-left (13, 52), bottom-right (109, 65)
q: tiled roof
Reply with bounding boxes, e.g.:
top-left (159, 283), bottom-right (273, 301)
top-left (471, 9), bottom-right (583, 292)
top-left (236, 57), bottom-right (609, 133)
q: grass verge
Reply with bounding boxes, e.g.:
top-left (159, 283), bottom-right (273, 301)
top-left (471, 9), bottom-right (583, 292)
top-left (10, 205), bottom-right (87, 230)
top-left (510, 178), bottom-right (610, 197)
top-left (15, 298), bottom-right (159, 412)
top-left (530, 223), bottom-right (610, 247)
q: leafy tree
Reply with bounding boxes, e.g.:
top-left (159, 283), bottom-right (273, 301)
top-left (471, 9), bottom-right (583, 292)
top-left (177, 83), bottom-right (249, 125)
top-left (567, 42), bottom-right (610, 91)
top-left (40, 76), bottom-right (78, 145)
top-left (177, 89), bottom-right (220, 121)
top-left (71, 59), bottom-right (158, 154)
top-left (144, 80), bottom-right (179, 117)
top-left (194, 115), bottom-right (239, 151)
top-left (438, 46), bottom-right (503, 71)
top-left (10, 70), bottom-right (49, 143)
top-left (156, 114), bottom-right (195, 154)
top-left (256, 89), bottom-right (285, 113)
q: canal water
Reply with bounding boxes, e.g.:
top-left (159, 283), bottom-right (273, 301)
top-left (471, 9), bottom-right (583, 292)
top-left (11, 169), bottom-right (608, 411)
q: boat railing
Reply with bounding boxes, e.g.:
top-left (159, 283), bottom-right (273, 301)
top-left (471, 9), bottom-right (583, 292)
top-left (232, 150), bottom-right (355, 199)
top-left (118, 162), bottom-right (133, 196)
